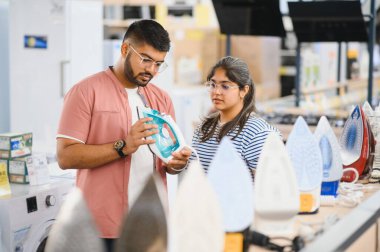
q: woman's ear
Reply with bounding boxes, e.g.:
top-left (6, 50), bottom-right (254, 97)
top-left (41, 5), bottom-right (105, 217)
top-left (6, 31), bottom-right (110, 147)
top-left (240, 85), bottom-right (250, 99)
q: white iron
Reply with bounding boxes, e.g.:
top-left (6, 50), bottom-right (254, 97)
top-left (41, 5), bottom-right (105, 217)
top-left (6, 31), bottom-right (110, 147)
top-left (254, 133), bottom-right (300, 236)
top-left (45, 188), bottom-right (105, 252)
top-left (137, 106), bottom-right (187, 163)
top-left (314, 116), bottom-right (343, 197)
top-left (286, 116), bottom-right (323, 214)
top-left (116, 174), bottom-right (168, 252)
top-left (362, 101), bottom-right (374, 124)
top-left (170, 161), bottom-right (224, 252)
top-left (207, 137), bottom-right (254, 232)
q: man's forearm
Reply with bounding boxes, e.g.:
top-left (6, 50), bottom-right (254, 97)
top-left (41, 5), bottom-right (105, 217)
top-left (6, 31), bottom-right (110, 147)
top-left (57, 142), bottom-right (122, 169)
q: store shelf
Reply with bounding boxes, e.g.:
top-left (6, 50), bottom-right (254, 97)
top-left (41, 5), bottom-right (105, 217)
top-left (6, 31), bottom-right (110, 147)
top-left (303, 189), bottom-right (380, 252)
top-left (252, 185), bottom-right (380, 251)
top-left (301, 78), bottom-right (376, 95)
top-left (103, 0), bottom-right (161, 6)
top-left (103, 19), bottom-right (136, 27)
top-left (279, 66), bottom-right (296, 76)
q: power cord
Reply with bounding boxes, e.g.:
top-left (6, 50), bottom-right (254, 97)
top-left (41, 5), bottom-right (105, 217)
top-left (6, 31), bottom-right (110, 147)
top-left (248, 230), bottom-right (305, 252)
top-left (298, 214), bottom-right (340, 242)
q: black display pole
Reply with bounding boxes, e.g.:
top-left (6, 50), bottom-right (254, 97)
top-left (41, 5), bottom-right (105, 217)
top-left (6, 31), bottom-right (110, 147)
top-left (368, 0), bottom-right (376, 106)
top-left (226, 34), bottom-right (231, 56)
top-left (295, 44), bottom-right (301, 107)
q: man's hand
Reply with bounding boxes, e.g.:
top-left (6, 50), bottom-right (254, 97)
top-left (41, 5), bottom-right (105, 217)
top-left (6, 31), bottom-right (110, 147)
top-left (166, 147), bottom-right (192, 173)
top-left (125, 117), bottom-right (158, 155)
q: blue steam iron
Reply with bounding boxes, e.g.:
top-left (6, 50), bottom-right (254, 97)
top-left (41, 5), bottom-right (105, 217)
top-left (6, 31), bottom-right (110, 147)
top-left (137, 106), bottom-right (187, 163)
top-left (314, 116), bottom-right (343, 198)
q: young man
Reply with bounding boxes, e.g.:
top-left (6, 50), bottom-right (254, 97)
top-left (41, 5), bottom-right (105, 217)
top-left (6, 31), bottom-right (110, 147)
top-left (56, 20), bottom-right (190, 251)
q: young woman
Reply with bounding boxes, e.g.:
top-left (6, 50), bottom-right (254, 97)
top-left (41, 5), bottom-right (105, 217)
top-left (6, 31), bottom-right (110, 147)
top-left (190, 56), bottom-right (281, 180)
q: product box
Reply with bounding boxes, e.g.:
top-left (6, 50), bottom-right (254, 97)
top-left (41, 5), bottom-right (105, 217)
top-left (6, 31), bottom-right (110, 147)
top-left (169, 26), bottom-right (220, 85)
top-left (0, 159), bottom-right (8, 174)
top-left (219, 35), bottom-right (282, 100)
top-left (7, 156), bottom-right (31, 184)
top-left (0, 133), bottom-right (33, 159)
top-left (8, 174), bottom-right (29, 184)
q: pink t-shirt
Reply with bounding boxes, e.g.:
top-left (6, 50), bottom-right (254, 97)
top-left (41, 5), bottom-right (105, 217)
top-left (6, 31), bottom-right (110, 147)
top-left (57, 68), bottom-right (175, 238)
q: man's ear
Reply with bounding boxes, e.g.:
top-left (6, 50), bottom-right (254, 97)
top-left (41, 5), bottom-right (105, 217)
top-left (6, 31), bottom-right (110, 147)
top-left (121, 43), bottom-right (129, 56)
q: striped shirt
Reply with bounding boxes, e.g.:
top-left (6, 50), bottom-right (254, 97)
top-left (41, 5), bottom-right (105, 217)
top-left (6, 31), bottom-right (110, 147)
top-left (190, 116), bottom-right (281, 180)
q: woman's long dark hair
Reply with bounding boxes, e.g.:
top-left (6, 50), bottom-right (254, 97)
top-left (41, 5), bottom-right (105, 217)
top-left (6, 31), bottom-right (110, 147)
top-left (200, 56), bottom-right (256, 142)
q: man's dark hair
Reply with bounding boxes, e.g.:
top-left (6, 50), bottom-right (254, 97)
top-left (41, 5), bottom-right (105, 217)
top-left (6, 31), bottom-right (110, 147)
top-left (122, 20), bottom-right (170, 52)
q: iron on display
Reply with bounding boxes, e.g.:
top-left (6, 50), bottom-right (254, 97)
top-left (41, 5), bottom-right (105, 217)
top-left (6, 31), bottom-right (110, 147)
top-left (137, 106), bottom-right (187, 163)
top-left (207, 137), bottom-right (254, 232)
top-left (170, 161), bottom-right (224, 252)
top-left (286, 116), bottom-right (323, 214)
top-left (254, 133), bottom-right (300, 236)
top-left (362, 101), bottom-right (379, 183)
top-left (339, 105), bottom-right (373, 182)
top-left (207, 137), bottom-right (254, 251)
top-left (45, 188), bottom-right (105, 252)
top-left (314, 116), bottom-right (343, 197)
top-left (116, 174), bottom-right (168, 252)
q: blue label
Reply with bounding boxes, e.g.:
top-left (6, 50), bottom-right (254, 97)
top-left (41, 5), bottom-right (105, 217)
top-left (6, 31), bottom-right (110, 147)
top-left (321, 180), bottom-right (340, 197)
top-left (10, 140), bottom-right (20, 151)
top-left (24, 35), bottom-right (48, 49)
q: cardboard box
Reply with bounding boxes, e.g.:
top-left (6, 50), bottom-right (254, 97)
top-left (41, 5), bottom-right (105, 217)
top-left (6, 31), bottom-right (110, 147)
top-left (0, 133), bottom-right (33, 159)
top-left (0, 158), bottom-right (29, 184)
top-left (169, 27), bottom-right (220, 85)
top-left (219, 35), bottom-right (281, 100)
top-left (8, 156), bottom-right (31, 184)
top-left (9, 156), bottom-right (31, 175)
top-left (8, 174), bottom-right (29, 184)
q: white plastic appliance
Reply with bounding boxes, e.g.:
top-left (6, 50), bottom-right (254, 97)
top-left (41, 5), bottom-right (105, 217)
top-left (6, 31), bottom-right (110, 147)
top-left (314, 116), bottom-right (343, 197)
top-left (255, 133), bottom-right (300, 236)
top-left (286, 116), bottom-right (323, 214)
top-left (0, 178), bottom-right (74, 252)
top-left (137, 106), bottom-right (187, 163)
top-left (9, 0), bottom-right (103, 152)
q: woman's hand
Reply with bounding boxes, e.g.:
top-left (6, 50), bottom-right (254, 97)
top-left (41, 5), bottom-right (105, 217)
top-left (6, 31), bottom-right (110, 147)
top-left (165, 147), bottom-right (192, 174)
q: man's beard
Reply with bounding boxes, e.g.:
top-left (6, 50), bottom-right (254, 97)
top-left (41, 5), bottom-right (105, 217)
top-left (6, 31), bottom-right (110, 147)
top-left (124, 55), bottom-right (153, 87)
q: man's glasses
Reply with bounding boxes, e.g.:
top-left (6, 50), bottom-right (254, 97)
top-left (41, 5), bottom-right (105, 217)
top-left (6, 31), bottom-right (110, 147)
top-left (129, 44), bottom-right (168, 73)
top-left (204, 81), bottom-right (240, 93)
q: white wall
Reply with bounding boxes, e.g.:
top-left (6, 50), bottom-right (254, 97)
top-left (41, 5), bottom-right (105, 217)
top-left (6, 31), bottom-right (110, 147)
top-left (0, 0), bottom-right (10, 133)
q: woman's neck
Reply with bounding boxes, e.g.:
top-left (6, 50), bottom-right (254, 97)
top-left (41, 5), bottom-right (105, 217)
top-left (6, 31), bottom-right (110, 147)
top-left (219, 104), bottom-right (244, 124)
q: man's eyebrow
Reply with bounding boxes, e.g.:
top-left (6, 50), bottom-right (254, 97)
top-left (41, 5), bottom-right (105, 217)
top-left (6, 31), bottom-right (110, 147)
top-left (140, 53), bottom-right (164, 63)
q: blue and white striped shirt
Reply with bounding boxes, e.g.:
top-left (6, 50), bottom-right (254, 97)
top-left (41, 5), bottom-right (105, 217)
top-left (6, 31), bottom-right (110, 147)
top-left (190, 116), bottom-right (281, 179)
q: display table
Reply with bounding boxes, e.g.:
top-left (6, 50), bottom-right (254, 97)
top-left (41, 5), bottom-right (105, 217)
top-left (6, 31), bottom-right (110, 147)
top-left (251, 184), bottom-right (380, 251)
